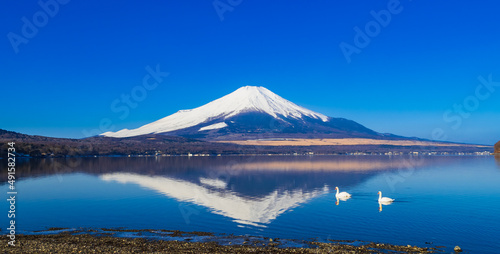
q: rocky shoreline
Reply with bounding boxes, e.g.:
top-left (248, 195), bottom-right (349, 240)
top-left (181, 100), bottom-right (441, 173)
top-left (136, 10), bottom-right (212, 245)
top-left (1, 229), bottom-right (443, 253)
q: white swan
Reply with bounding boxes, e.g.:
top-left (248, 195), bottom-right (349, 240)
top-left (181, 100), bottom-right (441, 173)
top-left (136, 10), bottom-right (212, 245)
top-left (377, 191), bottom-right (394, 204)
top-left (335, 187), bottom-right (351, 200)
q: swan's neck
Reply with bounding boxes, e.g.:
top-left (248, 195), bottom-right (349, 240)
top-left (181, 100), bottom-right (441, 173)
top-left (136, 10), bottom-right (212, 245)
top-left (336, 188), bottom-right (339, 195)
top-left (378, 192), bottom-right (382, 200)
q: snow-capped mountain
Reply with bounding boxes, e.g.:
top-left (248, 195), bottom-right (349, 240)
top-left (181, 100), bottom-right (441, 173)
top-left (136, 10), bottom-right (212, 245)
top-left (101, 86), bottom-right (381, 140)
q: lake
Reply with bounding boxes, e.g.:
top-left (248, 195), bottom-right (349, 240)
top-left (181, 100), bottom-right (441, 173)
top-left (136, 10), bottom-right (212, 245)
top-left (2, 155), bottom-right (500, 253)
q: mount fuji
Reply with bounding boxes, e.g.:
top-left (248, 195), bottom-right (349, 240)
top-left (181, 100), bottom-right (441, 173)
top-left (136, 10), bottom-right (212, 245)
top-left (101, 86), bottom-right (390, 140)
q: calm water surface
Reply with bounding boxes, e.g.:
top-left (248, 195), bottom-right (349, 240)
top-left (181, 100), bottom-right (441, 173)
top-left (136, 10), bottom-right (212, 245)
top-left (2, 156), bottom-right (500, 253)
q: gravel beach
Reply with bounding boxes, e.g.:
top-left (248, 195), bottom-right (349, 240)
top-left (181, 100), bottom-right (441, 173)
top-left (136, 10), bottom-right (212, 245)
top-left (1, 230), bottom-right (439, 253)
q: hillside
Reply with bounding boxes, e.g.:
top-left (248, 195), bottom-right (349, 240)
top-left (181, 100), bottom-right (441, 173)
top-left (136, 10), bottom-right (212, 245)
top-left (0, 129), bottom-right (244, 157)
top-left (495, 141), bottom-right (500, 154)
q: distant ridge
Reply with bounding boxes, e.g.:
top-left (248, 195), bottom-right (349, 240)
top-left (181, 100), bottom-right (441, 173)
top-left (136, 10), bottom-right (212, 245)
top-left (0, 129), bottom-right (492, 157)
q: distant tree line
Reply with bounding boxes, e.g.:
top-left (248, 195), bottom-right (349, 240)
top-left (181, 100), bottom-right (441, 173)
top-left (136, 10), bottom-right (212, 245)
top-left (0, 129), bottom-right (493, 158)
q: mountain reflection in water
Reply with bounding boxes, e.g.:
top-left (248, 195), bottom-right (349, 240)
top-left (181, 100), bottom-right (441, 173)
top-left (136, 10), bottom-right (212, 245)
top-left (4, 155), bottom-right (454, 226)
top-left (3, 155), bottom-right (499, 253)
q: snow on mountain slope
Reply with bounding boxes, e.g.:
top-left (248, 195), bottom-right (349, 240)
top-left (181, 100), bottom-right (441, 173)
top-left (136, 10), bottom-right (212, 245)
top-left (101, 86), bottom-right (329, 138)
top-left (199, 122), bottom-right (228, 131)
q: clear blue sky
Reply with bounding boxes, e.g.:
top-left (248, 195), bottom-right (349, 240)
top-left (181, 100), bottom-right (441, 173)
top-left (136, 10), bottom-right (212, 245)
top-left (1, 1), bottom-right (499, 145)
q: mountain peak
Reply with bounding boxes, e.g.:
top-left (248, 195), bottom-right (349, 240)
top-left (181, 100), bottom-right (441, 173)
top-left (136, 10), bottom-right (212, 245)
top-left (101, 86), bottom-right (331, 138)
top-left (218, 86), bottom-right (328, 120)
top-left (234, 85), bottom-right (272, 95)
top-left (229, 86), bottom-right (278, 99)
top-left (236, 85), bottom-right (266, 90)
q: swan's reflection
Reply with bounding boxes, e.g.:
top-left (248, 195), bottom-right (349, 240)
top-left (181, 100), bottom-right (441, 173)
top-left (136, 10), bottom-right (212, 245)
top-left (378, 201), bottom-right (393, 212)
top-left (101, 173), bottom-right (329, 227)
top-left (335, 196), bottom-right (351, 206)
